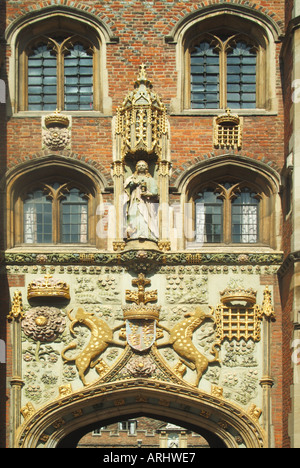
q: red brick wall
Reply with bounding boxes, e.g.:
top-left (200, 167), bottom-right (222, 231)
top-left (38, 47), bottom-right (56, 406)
top-left (78, 417), bottom-right (209, 448)
top-left (4, 0), bottom-right (286, 182)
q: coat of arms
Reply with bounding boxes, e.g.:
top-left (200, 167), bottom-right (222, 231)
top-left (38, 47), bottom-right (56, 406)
top-left (123, 273), bottom-right (160, 352)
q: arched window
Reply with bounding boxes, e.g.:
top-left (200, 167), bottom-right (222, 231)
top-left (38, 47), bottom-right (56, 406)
top-left (195, 189), bottom-right (223, 243)
top-left (27, 36), bottom-right (94, 111)
top-left (60, 188), bottom-right (88, 243)
top-left (181, 158), bottom-right (280, 250)
top-left (173, 9), bottom-right (278, 113)
top-left (190, 34), bottom-right (257, 110)
top-left (22, 182), bottom-right (89, 244)
top-left (231, 188), bottom-right (259, 243)
top-left (194, 183), bottom-right (260, 244)
top-left (9, 11), bottom-right (114, 113)
top-left (24, 189), bottom-right (53, 243)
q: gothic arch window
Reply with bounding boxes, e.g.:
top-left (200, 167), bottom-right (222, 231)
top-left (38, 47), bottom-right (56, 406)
top-left (171, 9), bottom-right (278, 113)
top-left (181, 158), bottom-right (280, 250)
top-left (22, 182), bottom-right (89, 245)
top-left (27, 37), bottom-right (94, 111)
top-left (23, 183), bottom-right (89, 244)
top-left (8, 11), bottom-right (113, 113)
top-left (190, 35), bottom-right (257, 110)
top-left (194, 183), bottom-right (260, 244)
top-left (6, 158), bottom-right (105, 249)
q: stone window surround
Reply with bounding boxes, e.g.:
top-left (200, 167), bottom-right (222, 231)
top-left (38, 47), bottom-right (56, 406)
top-left (167, 6), bottom-right (280, 115)
top-left (6, 8), bottom-right (114, 116)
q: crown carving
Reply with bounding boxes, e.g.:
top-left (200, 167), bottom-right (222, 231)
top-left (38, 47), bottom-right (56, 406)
top-left (123, 303), bottom-right (161, 321)
top-left (216, 108), bottom-right (240, 126)
top-left (44, 109), bottom-right (70, 128)
top-left (220, 287), bottom-right (257, 305)
top-left (123, 273), bottom-right (160, 320)
top-left (27, 275), bottom-right (70, 300)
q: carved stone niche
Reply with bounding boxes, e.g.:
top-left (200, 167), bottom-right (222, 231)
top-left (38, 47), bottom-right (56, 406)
top-left (42, 110), bottom-right (71, 151)
top-left (115, 64), bottom-right (169, 161)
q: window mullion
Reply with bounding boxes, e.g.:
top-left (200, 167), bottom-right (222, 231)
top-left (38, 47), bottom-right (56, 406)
top-left (52, 195), bottom-right (60, 244)
top-left (56, 50), bottom-right (64, 110)
top-left (223, 190), bottom-right (232, 244)
top-left (219, 44), bottom-right (227, 109)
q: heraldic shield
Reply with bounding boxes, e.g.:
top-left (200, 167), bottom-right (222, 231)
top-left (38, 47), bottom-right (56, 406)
top-left (124, 273), bottom-right (160, 352)
top-left (126, 319), bottom-right (156, 352)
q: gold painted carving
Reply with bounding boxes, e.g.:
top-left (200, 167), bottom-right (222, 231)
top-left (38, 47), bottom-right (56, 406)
top-left (44, 109), bottom-right (70, 128)
top-left (213, 108), bottom-right (243, 149)
top-left (7, 290), bottom-right (24, 321)
top-left (115, 64), bottom-right (168, 159)
top-left (211, 385), bottom-right (224, 399)
top-left (214, 303), bottom-right (262, 342)
top-left (158, 307), bottom-right (220, 387)
top-left (20, 402), bottom-right (35, 421)
top-left (58, 384), bottom-right (73, 397)
top-left (261, 286), bottom-right (275, 319)
top-left (61, 308), bottom-right (125, 385)
top-left (212, 286), bottom-right (274, 344)
top-left (248, 403), bottom-right (262, 422)
top-left (158, 240), bottom-right (171, 251)
top-left (126, 273), bottom-right (157, 306)
top-left (124, 273), bottom-right (160, 351)
top-left (124, 273), bottom-right (160, 321)
top-left (113, 241), bottom-right (126, 251)
top-left (27, 275), bottom-right (70, 300)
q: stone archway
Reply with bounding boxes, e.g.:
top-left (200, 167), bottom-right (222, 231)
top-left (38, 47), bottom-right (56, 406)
top-left (15, 379), bottom-right (266, 449)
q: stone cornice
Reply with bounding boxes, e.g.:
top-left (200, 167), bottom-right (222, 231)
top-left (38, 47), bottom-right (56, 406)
top-left (0, 250), bottom-right (283, 273)
top-left (277, 251), bottom-right (300, 278)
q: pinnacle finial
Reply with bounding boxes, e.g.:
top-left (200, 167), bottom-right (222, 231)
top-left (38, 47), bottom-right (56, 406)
top-left (138, 63), bottom-right (147, 81)
top-left (135, 63), bottom-right (152, 88)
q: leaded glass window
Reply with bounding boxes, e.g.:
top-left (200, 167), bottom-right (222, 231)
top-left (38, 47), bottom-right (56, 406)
top-left (61, 188), bottom-right (88, 243)
top-left (231, 189), bottom-right (259, 243)
top-left (23, 183), bottom-right (89, 244)
top-left (64, 44), bottom-right (93, 111)
top-left (190, 42), bottom-right (220, 109)
top-left (24, 190), bottom-right (53, 243)
top-left (193, 183), bottom-right (260, 244)
top-left (195, 190), bottom-right (223, 243)
top-left (190, 35), bottom-right (257, 109)
top-left (227, 41), bottom-right (256, 109)
top-left (27, 36), bottom-right (94, 111)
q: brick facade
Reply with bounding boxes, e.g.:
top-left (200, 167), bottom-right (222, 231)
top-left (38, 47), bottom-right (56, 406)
top-left (78, 417), bottom-right (209, 449)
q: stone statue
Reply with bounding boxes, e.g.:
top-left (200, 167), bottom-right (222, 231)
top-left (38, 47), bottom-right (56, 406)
top-left (124, 160), bottom-right (159, 241)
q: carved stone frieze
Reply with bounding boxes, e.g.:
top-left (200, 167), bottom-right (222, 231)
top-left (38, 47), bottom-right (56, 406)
top-left (165, 274), bottom-right (208, 304)
top-left (1, 250), bottom-right (283, 270)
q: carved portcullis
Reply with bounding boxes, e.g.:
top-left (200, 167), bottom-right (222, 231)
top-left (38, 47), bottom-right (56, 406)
top-left (212, 287), bottom-right (266, 345)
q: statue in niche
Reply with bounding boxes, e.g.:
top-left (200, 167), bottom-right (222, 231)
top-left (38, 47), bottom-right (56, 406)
top-left (124, 160), bottom-right (159, 241)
